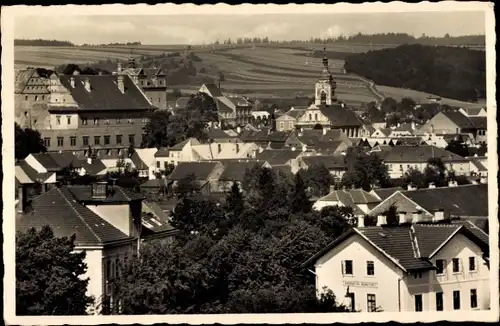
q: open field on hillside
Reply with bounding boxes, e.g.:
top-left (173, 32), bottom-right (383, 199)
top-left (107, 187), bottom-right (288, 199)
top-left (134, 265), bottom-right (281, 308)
top-left (15, 43), bottom-right (484, 108)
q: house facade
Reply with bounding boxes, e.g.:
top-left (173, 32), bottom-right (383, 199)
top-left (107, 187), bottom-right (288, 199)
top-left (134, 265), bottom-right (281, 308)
top-left (303, 216), bottom-right (490, 312)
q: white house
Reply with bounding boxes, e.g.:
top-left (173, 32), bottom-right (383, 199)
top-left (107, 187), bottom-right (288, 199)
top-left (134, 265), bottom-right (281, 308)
top-left (302, 215), bottom-right (490, 312)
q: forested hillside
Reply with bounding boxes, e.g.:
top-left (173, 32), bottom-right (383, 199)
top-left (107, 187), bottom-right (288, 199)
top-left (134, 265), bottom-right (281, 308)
top-left (15, 39), bottom-right (75, 46)
top-left (344, 44), bottom-right (486, 102)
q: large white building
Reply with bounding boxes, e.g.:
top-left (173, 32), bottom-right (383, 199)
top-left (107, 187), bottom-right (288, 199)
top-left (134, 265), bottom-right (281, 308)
top-left (302, 214), bottom-right (490, 312)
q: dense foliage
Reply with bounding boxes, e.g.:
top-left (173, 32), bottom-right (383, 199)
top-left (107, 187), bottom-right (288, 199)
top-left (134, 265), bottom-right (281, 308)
top-left (15, 39), bottom-right (75, 46)
top-left (16, 226), bottom-right (94, 315)
top-left (344, 44), bottom-right (486, 102)
top-left (111, 167), bottom-right (354, 314)
top-left (341, 147), bottom-right (391, 191)
top-left (15, 123), bottom-right (46, 160)
top-left (402, 157), bottom-right (471, 189)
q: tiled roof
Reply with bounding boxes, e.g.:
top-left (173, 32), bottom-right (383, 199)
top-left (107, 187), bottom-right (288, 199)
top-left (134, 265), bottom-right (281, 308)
top-left (393, 123), bottom-right (414, 132)
top-left (67, 184), bottom-right (144, 203)
top-left (469, 117), bottom-right (487, 129)
top-left (169, 161), bottom-right (220, 181)
top-left (470, 159), bottom-right (487, 172)
top-left (349, 189), bottom-right (381, 204)
top-left (316, 190), bottom-right (365, 215)
top-left (441, 111), bottom-right (475, 129)
top-left (370, 187), bottom-right (403, 201)
top-left (300, 155), bottom-right (346, 170)
top-left (256, 149), bottom-right (300, 165)
top-left (392, 137), bottom-right (424, 146)
top-left (80, 159), bottom-right (107, 176)
top-left (15, 69), bottom-right (35, 93)
top-left (376, 145), bottom-right (468, 162)
top-left (207, 128), bottom-right (236, 140)
top-left (17, 187), bottom-right (131, 246)
top-left (142, 201), bottom-right (175, 233)
top-left (304, 222), bottom-right (489, 271)
top-left (154, 147), bottom-right (170, 158)
top-left (462, 108), bottom-right (484, 116)
top-left (317, 104), bottom-right (363, 127)
top-left (403, 184), bottom-right (488, 218)
top-left (31, 153), bottom-right (73, 172)
top-left (295, 129), bottom-right (347, 146)
top-left (130, 152), bottom-right (149, 170)
top-left (170, 138), bottom-right (195, 151)
top-left (58, 75), bottom-right (153, 111)
top-left (272, 164), bottom-right (292, 176)
top-left (141, 178), bottom-right (166, 188)
top-left (376, 128), bottom-right (392, 137)
top-left (215, 96), bottom-right (236, 113)
top-left (239, 130), bottom-right (290, 143)
top-left (219, 161), bottom-right (265, 181)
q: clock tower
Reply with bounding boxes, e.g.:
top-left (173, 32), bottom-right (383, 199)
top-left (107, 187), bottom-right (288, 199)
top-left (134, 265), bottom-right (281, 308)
top-left (314, 47), bottom-right (337, 106)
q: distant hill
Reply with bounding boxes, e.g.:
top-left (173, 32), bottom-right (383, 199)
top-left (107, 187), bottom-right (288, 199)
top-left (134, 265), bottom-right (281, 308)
top-left (344, 44), bottom-right (486, 102)
top-left (15, 39), bottom-right (75, 46)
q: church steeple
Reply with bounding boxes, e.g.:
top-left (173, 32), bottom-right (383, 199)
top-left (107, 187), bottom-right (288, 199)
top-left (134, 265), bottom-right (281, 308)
top-left (322, 47), bottom-right (329, 70)
top-left (314, 46), bottom-right (337, 106)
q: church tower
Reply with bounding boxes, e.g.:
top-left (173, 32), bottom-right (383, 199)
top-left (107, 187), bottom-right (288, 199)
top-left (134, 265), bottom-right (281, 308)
top-left (314, 47), bottom-right (337, 105)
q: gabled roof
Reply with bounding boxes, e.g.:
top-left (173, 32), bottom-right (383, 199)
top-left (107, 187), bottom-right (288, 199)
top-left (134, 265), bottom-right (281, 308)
top-left (206, 128), bottom-right (237, 140)
top-left (239, 130), bottom-right (290, 143)
top-left (469, 116), bottom-right (487, 129)
top-left (170, 138), bottom-right (198, 151)
top-left (16, 161), bottom-right (55, 184)
top-left (154, 147), bottom-right (170, 158)
top-left (17, 186), bottom-right (132, 246)
top-left (316, 190), bottom-right (365, 215)
top-left (470, 159), bottom-right (487, 172)
top-left (294, 129), bottom-right (347, 146)
top-left (370, 187), bottom-right (403, 201)
top-left (317, 104), bottom-right (363, 127)
top-left (215, 96), bottom-right (236, 113)
top-left (392, 137), bottom-right (425, 146)
top-left (169, 161), bottom-right (221, 181)
top-left (15, 69), bottom-right (36, 93)
top-left (376, 145), bottom-right (468, 163)
top-left (141, 201), bottom-right (176, 233)
top-left (200, 83), bottom-right (223, 97)
top-left (256, 149), bottom-right (301, 165)
top-left (31, 152), bottom-right (75, 172)
top-left (349, 189), bottom-right (381, 204)
top-left (374, 128), bottom-right (392, 137)
top-left (218, 161), bottom-right (265, 181)
top-left (392, 123), bottom-right (414, 133)
top-left (461, 108), bottom-right (484, 116)
top-left (300, 155), bottom-right (346, 170)
top-left (79, 159), bottom-right (107, 176)
top-left (58, 75), bottom-right (153, 111)
top-left (272, 164), bottom-right (292, 176)
top-left (303, 221), bottom-right (489, 272)
top-left (440, 111), bottom-right (476, 129)
top-left (175, 97), bottom-right (191, 109)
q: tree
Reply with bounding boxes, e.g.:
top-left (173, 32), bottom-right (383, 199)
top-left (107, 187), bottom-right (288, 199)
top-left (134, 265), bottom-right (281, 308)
top-left (380, 97), bottom-right (398, 114)
top-left (174, 173), bottom-right (199, 198)
top-left (298, 164), bottom-right (334, 198)
top-left (423, 157), bottom-right (447, 187)
top-left (290, 173), bottom-right (311, 213)
top-left (16, 226), bottom-right (94, 315)
top-left (15, 123), bottom-right (46, 160)
top-left (224, 182), bottom-right (245, 218)
top-left (402, 167), bottom-right (426, 189)
top-left (341, 148), bottom-right (390, 191)
top-left (445, 140), bottom-right (469, 158)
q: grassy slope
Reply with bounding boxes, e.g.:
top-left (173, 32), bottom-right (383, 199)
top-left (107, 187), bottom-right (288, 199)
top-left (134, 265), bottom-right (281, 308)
top-left (14, 43), bottom-right (483, 108)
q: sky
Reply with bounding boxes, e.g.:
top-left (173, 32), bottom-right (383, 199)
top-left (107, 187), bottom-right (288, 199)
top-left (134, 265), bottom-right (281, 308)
top-left (14, 11), bottom-right (486, 45)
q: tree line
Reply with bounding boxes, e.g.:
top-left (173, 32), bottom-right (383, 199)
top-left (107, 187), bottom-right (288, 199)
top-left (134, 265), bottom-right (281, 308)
top-left (344, 44), bottom-right (486, 102)
top-left (15, 39), bottom-right (75, 46)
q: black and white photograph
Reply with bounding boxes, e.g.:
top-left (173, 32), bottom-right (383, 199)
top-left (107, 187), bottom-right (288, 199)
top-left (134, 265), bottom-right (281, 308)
top-left (2, 2), bottom-right (498, 324)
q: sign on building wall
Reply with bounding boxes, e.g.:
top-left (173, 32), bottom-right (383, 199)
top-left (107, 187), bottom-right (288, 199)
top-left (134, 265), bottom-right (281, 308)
top-left (343, 280), bottom-right (378, 288)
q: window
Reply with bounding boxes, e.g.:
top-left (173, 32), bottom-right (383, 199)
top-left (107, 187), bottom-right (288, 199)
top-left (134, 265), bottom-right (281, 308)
top-left (128, 134), bottom-right (135, 145)
top-left (164, 161), bottom-right (168, 169)
top-left (56, 137), bottom-right (63, 147)
top-left (366, 261), bottom-right (374, 276)
top-left (157, 161), bottom-right (161, 168)
top-left (470, 289), bottom-right (477, 308)
top-left (116, 118), bottom-right (121, 124)
top-left (82, 118), bottom-right (88, 125)
top-left (142, 117), bottom-right (149, 124)
top-left (104, 135), bottom-right (110, 145)
top-left (280, 122), bottom-right (284, 130)
top-left (70, 136), bottom-right (76, 146)
top-left (25, 95), bottom-right (28, 101)
top-left (94, 136), bottom-right (100, 145)
top-left (56, 116), bottom-right (61, 125)
top-left (82, 136), bottom-right (89, 146)
top-left (453, 290), bottom-right (461, 310)
top-left (412, 271), bottom-right (423, 279)
top-left (289, 121), bottom-right (293, 129)
top-left (436, 292), bottom-right (443, 311)
top-left (116, 135), bottom-right (122, 145)
top-left (43, 137), bottom-right (51, 148)
top-left (315, 113), bottom-right (318, 121)
top-left (452, 258), bottom-right (460, 273)
top-left (436, 259), bottom-right (446, 275)
top-left (94, 118), bottom-right (99, 125)
top-left (367, 294), bottom-right (376, 312)
top-left (66, 116), bottom-right (71, 125)
top-left (347, 293), bottom-right (355, 312)
top-left (309, 114), bottom-right (312, 121)
top-left (106, 259), bottom-right (111, 280)
top-left (34, 95), bottom-right (38, 101)
top-left (128, 118), bottom-right (133, 124)
top-left (415, 294), bottom-right (423, 312)
top-left (469, 257), bottom-right (476, 272)
top-left (343, 260), bottom-right (353, 275)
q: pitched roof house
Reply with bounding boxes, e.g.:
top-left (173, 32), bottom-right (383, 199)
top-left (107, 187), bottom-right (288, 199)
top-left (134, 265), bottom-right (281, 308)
top-left (313, 188), bottom-right (381, 215)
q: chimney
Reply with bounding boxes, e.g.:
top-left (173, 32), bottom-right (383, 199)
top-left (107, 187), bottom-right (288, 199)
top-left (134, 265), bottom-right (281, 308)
top-left (434, 209), bottom-right (445, 222)
top-left (117, 61), bottom-right (122, 73)
top-left (236, 126), bottom-right (242, 134)
top-left (291, 146), bottom-right (296, 152)
top-left (428, 182), bottom-right (436, 189)
top-left (377, 215), bottom-right (387, 226)
top-left (70, 77), bottom-right (75, 88)
top-left (84, 78), bottom-right (91, 92)
top-left (302, 144), bottom-right (307, 152)
top-left (412, 211), bottom-right (421, 223)
top-left (358, 216), bottom-right (365, 228)
top-left (17, 185), bottom-right (28, 213)
top-left (329, 185), bottom-right (335, 193)
top-left (322, 128), bottom-right (327, 136)
top-left (117, 75), bottom-right (125, 93)
top-left (411, 121), bottom-right (416, 130)
top-left (448, 180), bottom-right (458, 187)
top-left (398, 211), bottom-right (407, 224)
top-left (87, 157), bottom-right (92, 164)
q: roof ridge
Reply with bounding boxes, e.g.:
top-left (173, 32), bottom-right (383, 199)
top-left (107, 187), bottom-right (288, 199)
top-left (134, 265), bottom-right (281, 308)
top-left (57, 187), bottom-right (102, 243)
